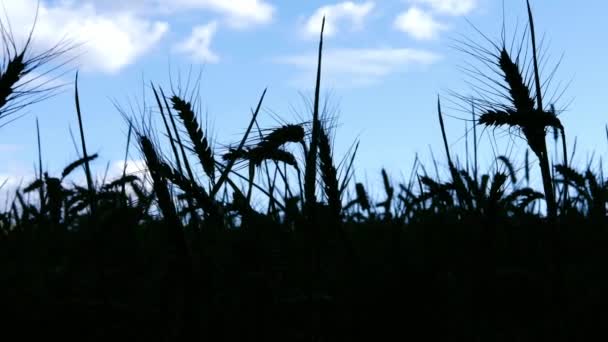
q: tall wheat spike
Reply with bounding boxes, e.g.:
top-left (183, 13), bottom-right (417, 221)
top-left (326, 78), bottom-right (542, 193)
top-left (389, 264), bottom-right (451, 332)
top-left (171, 95), bottom-right (216, 182)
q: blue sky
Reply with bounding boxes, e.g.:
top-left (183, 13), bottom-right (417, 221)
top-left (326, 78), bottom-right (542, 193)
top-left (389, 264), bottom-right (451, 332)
top-left (0, 0), bottom-right (607, 195)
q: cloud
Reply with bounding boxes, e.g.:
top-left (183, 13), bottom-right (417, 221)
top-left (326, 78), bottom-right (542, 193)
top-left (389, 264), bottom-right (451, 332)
top-left (107, 159), bottom-right (149, 181)
top-left (0, 158), bottom-right (151, 208)
top-left (2, 0), bottom-right (168, 74)
top-left (0, 162), bottom-right (35, 206)
top-left (0, 173), bottom-right (23, 202)
top-left (303, 1), bottom-right (375, 38)
top-left (55, 159), bottom-right (149, 190)
top-left (97, 0), bottom-right (275, 28)
top-left (105, 159), bottom-right (152, 193)
top-left (408, 0), bottom-right (477, 16)
top-left (162, 0), bottom-right (275, 28)
top-left (276, 47), bottom-right (440, 87)
top-left (175, 22), bottom-right (220, 63)
top-left (394, 7), bottom-right (446, 40)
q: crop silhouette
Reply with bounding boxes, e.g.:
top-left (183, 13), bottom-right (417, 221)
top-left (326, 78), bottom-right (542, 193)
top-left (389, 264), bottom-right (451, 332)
top-left (1, 1), bottom-right (607, 342)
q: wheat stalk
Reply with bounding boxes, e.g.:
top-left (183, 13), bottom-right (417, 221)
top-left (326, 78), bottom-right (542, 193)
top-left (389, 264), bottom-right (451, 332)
top-left (473, 24), bottom-right (562, 219)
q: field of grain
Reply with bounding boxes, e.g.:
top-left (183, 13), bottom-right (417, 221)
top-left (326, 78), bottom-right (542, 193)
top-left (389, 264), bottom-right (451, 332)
top-left (1, 2), bottom-right (607, 341)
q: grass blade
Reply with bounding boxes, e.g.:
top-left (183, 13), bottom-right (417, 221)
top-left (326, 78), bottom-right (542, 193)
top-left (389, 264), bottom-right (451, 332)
top-left (304, 16), bottom-right (325, 216)
top-left (74, 72), bottom-right (95, 213)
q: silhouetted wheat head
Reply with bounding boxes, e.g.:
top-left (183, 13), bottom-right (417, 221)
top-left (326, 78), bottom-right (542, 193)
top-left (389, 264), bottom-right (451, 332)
top-left (318, 122), bottom-right (340, 220)
top-left (476, 49), bottom-right (564, 160)
top-left (138, 135), bottom-right (175, 218)
top-left (171, 95), bottom-right (216, 182)
top-left (258, 124), bottom-right (305, 151)
top-left (223, 146), bottom-right (298, 168)
top-left (451, 0), bottom-right (568, 218)
top-left (0, 10), bottom-right (74, 126)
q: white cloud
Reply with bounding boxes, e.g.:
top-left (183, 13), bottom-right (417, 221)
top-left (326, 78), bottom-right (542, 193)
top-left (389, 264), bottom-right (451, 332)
top-left (0, 164), bottom-right (35, 207)
top-left (277, 47), bottom-right (440, 87)
top-left (98, 0), bottom-right (275, 28)
top-left (0, 173), bottom-right (22, 201)
top-left (303, 1), bottom-right (375, 38)
top-left (107, 159), bottom-right (149, 181)
top-left (408, 0), bottom-right (477, 16)
top-left (0, 158), bottom-right (151, 208)
top-left (160, 0), bottom-right (274, 28)
top-left (105, 159), bottom-right (152, 194)
top-left (394, 7), bottom-right (446, 40)
top-left (2, 0), bottom-right (168, 74)
top-left (55, 159), bottom-right (149, 190)
top-left (175, 22), bottom-right (220, 63)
